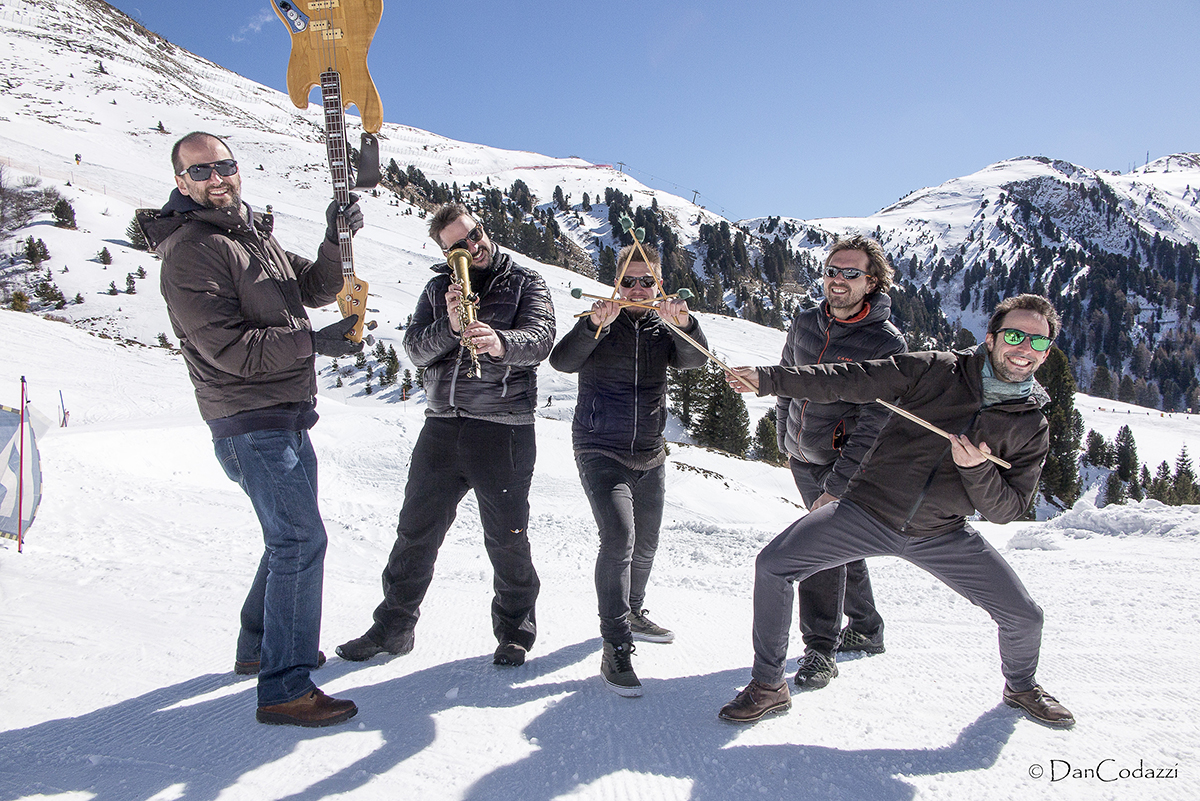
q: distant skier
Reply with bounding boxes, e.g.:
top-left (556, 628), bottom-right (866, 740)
top-left (74, 154), bottom-right (81, 165)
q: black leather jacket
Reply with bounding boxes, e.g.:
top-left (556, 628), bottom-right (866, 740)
top-left (405, 253), bottom-right (555, 421)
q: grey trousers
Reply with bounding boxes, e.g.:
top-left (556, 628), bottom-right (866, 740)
top-left (751, 499), bottom-right (1043, 690)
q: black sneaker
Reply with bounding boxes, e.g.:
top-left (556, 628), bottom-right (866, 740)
top-left (335, 630), bottom-right (414, 662)
top-left (494, 641), bottom-right (527, 667)
top-left (628, 608), bottom-right (675, 643)
top-left (794, 651), bottom-right (838, 690)
top-left (837, 627), bottom-right (885, 655)
top-left (718, 679), bottom-right (791, 722)
top-left (600, 641), bottom-right (642, 697)
top-left (1004, 684), bottom-right (1075, 729)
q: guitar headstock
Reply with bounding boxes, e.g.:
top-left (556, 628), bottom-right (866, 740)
top-left (271, 0), bottom-right (384, 133)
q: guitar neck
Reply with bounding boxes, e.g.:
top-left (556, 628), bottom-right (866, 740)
top-left (321, 69), bottom-right (355, 279)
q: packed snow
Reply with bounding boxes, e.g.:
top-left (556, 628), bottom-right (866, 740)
top-left (2, 2), bottom-right (1200, 800)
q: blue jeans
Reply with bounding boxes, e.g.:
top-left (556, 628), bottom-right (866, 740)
top-left (576, 452), bottom-right (666, 643)
top-left (214, 429), bottom-right (327, 706)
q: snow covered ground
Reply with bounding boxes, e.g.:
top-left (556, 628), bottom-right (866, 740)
top-left (2, 307), bottom-right (1199, 801)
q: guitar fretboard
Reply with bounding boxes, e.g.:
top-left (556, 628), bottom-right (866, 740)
top-left (321, 69), bottom-right (355, 279)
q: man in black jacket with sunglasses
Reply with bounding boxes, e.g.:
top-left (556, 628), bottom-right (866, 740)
top-left (719, 294), bottom-right (1076, 731)
top-left (778, 235), bottom-right (906, 692)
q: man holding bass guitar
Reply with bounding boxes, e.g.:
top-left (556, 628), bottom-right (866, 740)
top-left (338, 204), bottom-right (556, 668)
top-left (140, 131), bottom-right (365, 727)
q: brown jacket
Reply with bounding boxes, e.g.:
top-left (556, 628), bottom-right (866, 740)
top-left (139, 191), bottom-right (343, 422)
top-left (757, 347), bottom-right (1049, 536)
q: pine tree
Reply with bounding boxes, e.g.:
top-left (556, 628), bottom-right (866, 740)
top-left (1147, 461), bottom-right (1173, 502)
top-left (597, 246), bottom-right (617, 285)
top-left (125, 273), bottom-right (136, 294)
top-left (667, 365), bottom-right (705, 428)
top-left (1171, 446), bottom-right (1198, 505)
top-left (753, 410), bottom-right (784, 464)
top-left (1035, 347), bottom-right (1081, 506)
top-left (1084, 430), bottom-right (1111, 467)
top-left (98, 247), bottom-right (112, 265)
top-left (1103, 471), bottom-right (1127, 506)
top-left (1114, 425), bottom-right (1138, 482)
top-left (107, 281), bottom-right (118, 295)
top-left (53, 199), bottom-right (76, 229)
top-left (1089, 364), bottom-right (1114, 399)
top-left (693, 362), bottom-right (750, 456)
top-left (127, 216), bottom-right (149, 250)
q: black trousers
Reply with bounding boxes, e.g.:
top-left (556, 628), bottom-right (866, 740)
top-left (789, 458), bottom-right (884, 656)
top-left (369, 417), bottom-right (540, 649)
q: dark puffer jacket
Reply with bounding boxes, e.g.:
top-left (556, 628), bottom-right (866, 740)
top-left (406, 253), bottom-right (555, 420)
top-left (757, 347), bottom-right (1050, 537)
top-left (138, 191), bottom-right (343, 422)
top-left (550, 310), bottom-right (708, 457)
top-left (776, 294), bottom-right (906, 497)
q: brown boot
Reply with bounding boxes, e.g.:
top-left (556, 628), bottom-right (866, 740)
top-left (256, 688), bottom-right (358, 727)
top-left (718, 679), bottom-right (791, 723)
top-left (1003, 684), bottom-right (1075, 729)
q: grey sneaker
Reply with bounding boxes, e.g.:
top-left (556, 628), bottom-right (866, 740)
top-left (718, 679), bottom-right (791, 722)
top-left (794, 650), bottom-right (838, 690)
top-left (837, 627), bottom-right (885, 654)
top-left (628, 608), bottom-right (675, 643)
top-left (601, 641), bottom-right (642, 697)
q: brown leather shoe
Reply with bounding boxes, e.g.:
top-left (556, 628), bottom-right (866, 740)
top-left (718, 679), bottom-right (791, 723)
top-left (256, 688), bottom-right (358, 727)
top-left (1004, 684), bottom-right (1075, 729)
top-left (235, 650), bottom-right (326, 676)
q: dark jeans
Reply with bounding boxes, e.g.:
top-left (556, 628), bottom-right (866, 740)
top-left (576, 452), bottom-right (666, 643)
top-left (790, 458), bottom-right (884, 656)
top-left (369, 417), bottom-right (540, 649)
top-left (214, 429), bottom-right (327, 707)
top-left (751, 498), bottom-right (1044, 689)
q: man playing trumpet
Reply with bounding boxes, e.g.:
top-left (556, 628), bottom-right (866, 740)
top-left (550, 245), bottom-right (708, 696)
top-left (338, 204), bottom-right (555, 668)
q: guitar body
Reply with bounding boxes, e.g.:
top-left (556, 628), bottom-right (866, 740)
top-left (271, 0), bottom-right (384, 133)
top-left (337, 274), bottom-right (369, 339)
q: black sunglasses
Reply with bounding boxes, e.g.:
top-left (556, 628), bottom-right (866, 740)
top-left (995, 328), bottom-right (1053, 352)
top-left (824, 266), bottom-right (866, 280)
top-left (442, 224), bottom-right (484, 253)
top-left (177, 159), bottom-right (239, 181)
top-left (620, 275), bottom-right (657, 289)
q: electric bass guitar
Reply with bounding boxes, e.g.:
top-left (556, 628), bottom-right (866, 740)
top-left (271, 0), bottom-right (384, 344)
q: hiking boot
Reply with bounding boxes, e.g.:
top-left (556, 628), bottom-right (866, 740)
top-left (718, 679), bottom-right (791, 722)
top-left (628, 608), bottom-right (675, 643)
top-left (235, 650), bottom-right (326, 675)
top-left (256, 688), bottom-right (357, 727)
top-left (600, 641), bottom-right (642, 697)
top-left (837, 627), bottom-right (885, 655)
top-left (794, 651), bottom-right (838, 690)
top-left (1004, 684), bottom-right (1076, 729)
top-left (493, 641), bottom-right (527, 667)
top-left (335, 629), bottom-right (415, 662)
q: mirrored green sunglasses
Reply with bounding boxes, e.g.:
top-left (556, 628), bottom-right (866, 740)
top-left (996, 328), bottom-right (1052, 352)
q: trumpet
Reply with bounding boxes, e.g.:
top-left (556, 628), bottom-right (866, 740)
top-left (447, 247), bottom-right (481, 378)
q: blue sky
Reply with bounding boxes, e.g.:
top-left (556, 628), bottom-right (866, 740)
top-left (106, 0), bottom-right (1199, 222)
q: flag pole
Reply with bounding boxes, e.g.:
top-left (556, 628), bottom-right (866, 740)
top-left (18, 376), bottom-right (27, 553)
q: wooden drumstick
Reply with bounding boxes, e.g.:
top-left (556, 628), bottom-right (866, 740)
top-left (875, 398), bottom-right (1012, 469)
